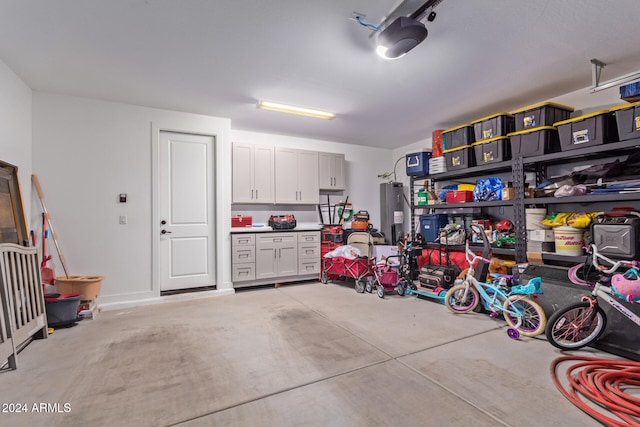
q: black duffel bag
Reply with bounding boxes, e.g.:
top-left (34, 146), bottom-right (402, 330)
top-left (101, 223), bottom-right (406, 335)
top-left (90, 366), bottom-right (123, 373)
top-left (418, 264), bottom-right (460, 290)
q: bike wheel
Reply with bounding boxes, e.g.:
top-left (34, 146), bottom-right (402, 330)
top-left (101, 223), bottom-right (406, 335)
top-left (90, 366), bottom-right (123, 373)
top-left (444, 284), bottom-right (480, 314)
top-left (545, 302), bottom-right (607, 350)
top-left (503, 296), bottom-right (547, 337)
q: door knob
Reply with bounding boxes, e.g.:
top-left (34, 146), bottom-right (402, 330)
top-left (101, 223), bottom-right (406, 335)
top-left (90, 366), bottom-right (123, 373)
top-left (161, 220), bottom-right (167, 225)
top-left (161, 229), bottom-right (172, 235)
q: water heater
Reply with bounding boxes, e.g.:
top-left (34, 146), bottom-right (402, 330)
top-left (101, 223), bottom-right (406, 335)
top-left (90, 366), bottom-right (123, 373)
top-left (380, 182), bottom-right (404, 244)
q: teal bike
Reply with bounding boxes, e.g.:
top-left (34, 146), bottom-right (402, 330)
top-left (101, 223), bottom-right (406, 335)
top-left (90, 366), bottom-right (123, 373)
top-left (444, 225), bottom-right (547, 339)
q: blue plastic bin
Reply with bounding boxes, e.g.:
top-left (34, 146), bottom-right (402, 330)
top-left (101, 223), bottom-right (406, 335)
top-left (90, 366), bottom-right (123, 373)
top-left (419, 214), bottom-right (449, 242)
top-left (406, 151), bottom-right (432, 176)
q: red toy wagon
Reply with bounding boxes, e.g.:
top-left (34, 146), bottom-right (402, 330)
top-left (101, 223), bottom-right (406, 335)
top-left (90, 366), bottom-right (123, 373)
top-left (320, 256), bottom-right (375, 293)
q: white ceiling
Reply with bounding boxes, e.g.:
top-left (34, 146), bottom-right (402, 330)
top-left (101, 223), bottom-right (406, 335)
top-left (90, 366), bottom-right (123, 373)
top-left (1, 0), bottom-right (640, 149)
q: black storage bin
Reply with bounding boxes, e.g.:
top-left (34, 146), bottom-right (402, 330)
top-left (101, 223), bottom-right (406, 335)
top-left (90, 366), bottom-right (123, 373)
top-left (471, 112), bottom-right (515, 141)
top-left (471, 136), bottom-right (511, 165)
top-left (555, 109), bottom-right (618, 151)
top-left (508, 126), bottom-right (560, 158)
top-left (443, 124), bottom-right (474, 150)
top-left (44, 293), bottom-right (81, 327)
top-left (443, 145), bottom-right (475, 170)
top-left (611, 101), bottom-right (640, 141)
top-left (512, 102), bottom-right (574, 131)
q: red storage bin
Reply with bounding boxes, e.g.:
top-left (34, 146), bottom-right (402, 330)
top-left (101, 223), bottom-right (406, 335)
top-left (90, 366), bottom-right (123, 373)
top-left (446, 190), bottom-right (474, 203)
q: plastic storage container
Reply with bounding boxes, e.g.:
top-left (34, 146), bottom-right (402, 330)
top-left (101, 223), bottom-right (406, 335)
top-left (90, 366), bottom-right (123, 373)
top-left (471, 136), bottom-right (511, 165)
top-left (419, 214), bottom-right (449, 242)
top-left (471, 112), bottom-right (515, 140)
top-left (44, 293), bottom-right (82, 327)
top-left (406, 151), bottom-right (432, 176)
top-left (553, 226), bottom-right (584, 256)
top-left (512, 102), bottom-right (574, 131)
top-left (508, 126), bottom-right (560, 157)
top-left (443, 145), bottom-right (475, 170)
top-left (554, 110), bottom-right (618, 151)
top-left (611, 101), bottom-right (640, 141)
top-left (446, 190), bottom-right (474, 203)
top-left (428, 157), bottom-right (446, 174)
top-left (443, 124), bottom-right (474, 150)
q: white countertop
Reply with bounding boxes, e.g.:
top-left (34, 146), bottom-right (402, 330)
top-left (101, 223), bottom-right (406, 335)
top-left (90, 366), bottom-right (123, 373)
top-left (230, 222), bottom-right (323, 233)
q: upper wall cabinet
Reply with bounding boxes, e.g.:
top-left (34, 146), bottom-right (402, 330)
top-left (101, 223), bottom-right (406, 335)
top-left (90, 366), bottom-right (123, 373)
top-left (318, 152), bottom-right (345, 191)
top-left (275, 148), bottom-right (319, 205)
top-left (232, 143), bottom-right (274, 204)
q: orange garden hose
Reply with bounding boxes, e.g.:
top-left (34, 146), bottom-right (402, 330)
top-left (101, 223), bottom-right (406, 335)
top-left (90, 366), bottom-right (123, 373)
top-left (551, 356), bottom-right (640, 426)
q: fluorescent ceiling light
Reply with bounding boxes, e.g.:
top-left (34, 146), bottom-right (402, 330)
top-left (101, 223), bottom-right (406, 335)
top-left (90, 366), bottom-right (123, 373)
top-left (257, 101), bottom-right (336, 120)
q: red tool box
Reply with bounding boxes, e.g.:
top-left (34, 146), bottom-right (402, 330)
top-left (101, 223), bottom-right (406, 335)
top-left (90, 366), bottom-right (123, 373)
top-left (231, 215), bottom-right (253, 227)
top-left (446, 190), bottom-right (474, 203)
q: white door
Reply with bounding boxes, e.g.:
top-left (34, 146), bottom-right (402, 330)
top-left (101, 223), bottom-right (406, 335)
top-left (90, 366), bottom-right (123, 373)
top-left (160, 132), bottom-right (216, 291)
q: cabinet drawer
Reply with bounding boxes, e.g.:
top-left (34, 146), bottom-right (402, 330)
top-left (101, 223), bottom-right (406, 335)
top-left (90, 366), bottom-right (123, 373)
top-left (298, 259), bottom-right (320, 275)
top-left (256, 233), bottom-right (296, 246)
top-left (298, 231), bottom-right (320, 243)
top-left (232, 234), bottom-right (255, 246)
top-left (232, 246), bottom-right (255, 264)
top-left (298, 243), bottom-right (320, 259)
top-left (232, 263), bottom-right (255, 282)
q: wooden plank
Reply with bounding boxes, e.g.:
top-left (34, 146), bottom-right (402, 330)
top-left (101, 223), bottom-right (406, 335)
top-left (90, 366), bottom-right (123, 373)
top-left (31, 175), bottom-right (69, 277)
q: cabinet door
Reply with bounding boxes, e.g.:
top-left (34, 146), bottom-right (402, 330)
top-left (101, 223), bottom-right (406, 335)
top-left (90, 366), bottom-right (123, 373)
top-left (232, 143), bottom-right (254, 203)
top-left (318, 152), bottom-right (333, 190)
top-left (297, 150), bottom-right (319, 204)
top-left (277, 242), bottom-right (298, 276)
top-left (255, 236), bottom-right (278, 280)
top-left (253, 145), bottom-right (274, 203)
top-left (275, 147), bottom-right (299, 204)
top-left (333, 154), bottom-right (345, 190)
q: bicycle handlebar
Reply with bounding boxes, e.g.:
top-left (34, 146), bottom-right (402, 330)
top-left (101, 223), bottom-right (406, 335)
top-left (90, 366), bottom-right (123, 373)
top-left (589, 244), bottom-right (639, 273)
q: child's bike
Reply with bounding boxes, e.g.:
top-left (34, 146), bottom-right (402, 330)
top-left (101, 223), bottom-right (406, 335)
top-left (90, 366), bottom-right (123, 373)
top-left (545, 243), bottom-right (640, 350)
top-left (444, 225), bottom-right (547, 339)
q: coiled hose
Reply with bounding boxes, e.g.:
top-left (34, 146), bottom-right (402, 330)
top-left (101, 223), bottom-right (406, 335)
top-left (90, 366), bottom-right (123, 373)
top-left (551, 356), bottom-right (640, 426)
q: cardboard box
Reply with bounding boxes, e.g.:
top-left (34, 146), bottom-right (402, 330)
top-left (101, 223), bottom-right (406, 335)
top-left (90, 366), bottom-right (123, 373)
top-left (502, 187), bottom-right (515, 200)
top-left (528, 229), bottom-right (555, 242)
top-left (56, 276), bottom-right (103, 301)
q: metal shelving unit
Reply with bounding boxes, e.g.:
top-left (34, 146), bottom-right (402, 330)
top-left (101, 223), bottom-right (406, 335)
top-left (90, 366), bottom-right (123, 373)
top-left (411, 136), bottom-right (640, 265)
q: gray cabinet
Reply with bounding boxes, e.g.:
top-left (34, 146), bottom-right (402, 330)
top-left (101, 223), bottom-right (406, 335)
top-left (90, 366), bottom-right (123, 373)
top-left (232, 142), bottom-right (274, 204)
top-left (255, 233), bottom-right (298, 280)
top-left (231, 230), bottom-right (320, 288)
top-left (275, 147), bottom-right (319, 204)
top-left (297, 231), bottom-right (321, 276)
top-left (231, 234), bottom-right (256, 282)
top-left (319, 152), bottom-right (345, 190)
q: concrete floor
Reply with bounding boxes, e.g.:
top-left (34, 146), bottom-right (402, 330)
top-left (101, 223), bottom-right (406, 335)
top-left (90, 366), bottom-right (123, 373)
top-left (0, 280), bottom-right (612, 426)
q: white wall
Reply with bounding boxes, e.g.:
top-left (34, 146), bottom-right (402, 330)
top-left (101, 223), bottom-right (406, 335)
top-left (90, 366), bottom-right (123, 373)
top-left (32, 93), bottom-right (231, 306)
top-left (231, 130), bottom-right (392, 231)
top-left (0, 58), bottom-right (32, 222)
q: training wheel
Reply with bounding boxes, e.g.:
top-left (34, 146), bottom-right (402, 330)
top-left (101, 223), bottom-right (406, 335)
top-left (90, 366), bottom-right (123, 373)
top-left (507, 328), bottom-right (520, 340)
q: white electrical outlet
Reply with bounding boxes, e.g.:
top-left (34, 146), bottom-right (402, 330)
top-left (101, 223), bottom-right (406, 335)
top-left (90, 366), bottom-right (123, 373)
top-left (119, 215), bottom-right (127, 225)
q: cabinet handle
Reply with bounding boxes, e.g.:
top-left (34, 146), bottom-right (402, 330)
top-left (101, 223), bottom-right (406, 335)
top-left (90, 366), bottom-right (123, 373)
top-left (279, 248), bottom-right (281, 258)
top-left (256, 189), bottom-right (258, 199)
top-left (251, 189), bottom-right (254, 199)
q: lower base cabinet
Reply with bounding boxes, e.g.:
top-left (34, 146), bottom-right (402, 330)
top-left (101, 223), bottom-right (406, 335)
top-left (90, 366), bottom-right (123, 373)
top-left (231, 231), bottom-right (320, 288)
